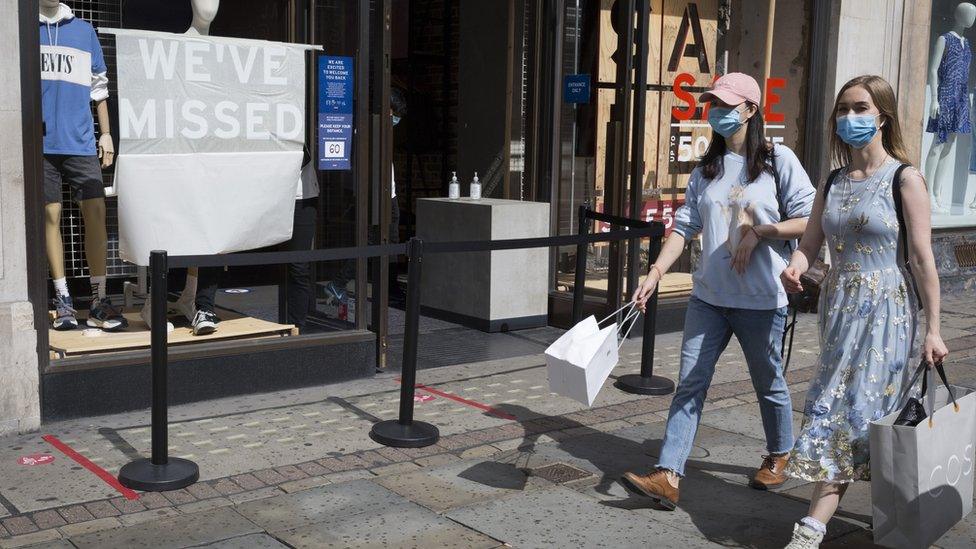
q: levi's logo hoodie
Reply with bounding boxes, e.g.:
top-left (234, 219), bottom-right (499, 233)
top-left (40, 2), bottom-right (109, 156)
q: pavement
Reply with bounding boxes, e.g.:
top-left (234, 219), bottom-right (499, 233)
top-left (1, 298), bottom-right (976, 548)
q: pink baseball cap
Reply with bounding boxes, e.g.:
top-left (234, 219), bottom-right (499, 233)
top-left (700, 72), bottom-right (762, 106)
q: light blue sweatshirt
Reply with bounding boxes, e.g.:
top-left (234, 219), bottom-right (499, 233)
top-left (672, 145), bottom-right (815, 310)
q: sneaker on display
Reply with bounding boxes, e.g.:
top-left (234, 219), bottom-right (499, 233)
top-left (52, 294), bottom-right (78, 331)
top-left (87, 297), bottom-right (129, 332)
top-left (325, 281), bottom-right (347, 304)
top-left (191, 309), bottom-right (219, 336)
top-left (139, 299), bottom-right (175, 333)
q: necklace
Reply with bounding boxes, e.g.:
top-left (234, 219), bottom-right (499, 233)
top-left (833, 157), bottom-right (890, 253)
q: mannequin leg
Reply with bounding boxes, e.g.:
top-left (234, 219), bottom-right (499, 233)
top-left (45, 202), bottom-right (66, 281)
top-left (926, 135), bottom-right (955, 211)
top-left (78, 198), bottom-right (108, 278)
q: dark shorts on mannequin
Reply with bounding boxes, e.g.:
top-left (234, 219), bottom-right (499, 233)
top-left (43, 154), bottom-right (105, 205)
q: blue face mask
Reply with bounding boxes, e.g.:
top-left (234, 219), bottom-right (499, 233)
top-left (392, 115), bottom-right (401, 126)
top-left (707, 106), bottom-right (744, 138)
top-left (836, 114), bottom-right (880, 148)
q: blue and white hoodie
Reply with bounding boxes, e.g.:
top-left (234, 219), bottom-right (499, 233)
top-left (40, 3), bottom-right (109, 156)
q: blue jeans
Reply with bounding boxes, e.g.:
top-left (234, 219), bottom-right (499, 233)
top-left (656, 296), bottom-right (793, 476)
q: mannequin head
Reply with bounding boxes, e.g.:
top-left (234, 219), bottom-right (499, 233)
top-left (955, 2), bottom-right (976, 29)
top-left (187, 0), bottom-right (220, 36)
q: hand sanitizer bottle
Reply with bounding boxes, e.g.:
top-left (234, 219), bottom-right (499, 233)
top-left (470, 171), bottom-right (481, 200)
top-left (448, 171), bottom-right (460, 199)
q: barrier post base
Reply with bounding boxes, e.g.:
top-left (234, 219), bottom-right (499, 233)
top-left (369, 420), bottom-right (439, 448)
top-left (615, 374), bottom-right (675, 396)
top-left (118, 458), bottom-right (199, 492)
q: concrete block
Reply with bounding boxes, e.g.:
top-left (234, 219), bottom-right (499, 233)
top-left (417, 198), bottom-right (550, 331)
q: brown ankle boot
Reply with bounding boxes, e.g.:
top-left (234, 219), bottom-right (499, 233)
top-left (750, 454), bottom-right (789, 490)
top-left (620, 469), bottom-right (679, 510)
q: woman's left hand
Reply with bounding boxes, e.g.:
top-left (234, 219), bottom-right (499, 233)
top-left (732, 226), bottom-right (759, 274)
top-left (923, 331), bottom-right (949, 367)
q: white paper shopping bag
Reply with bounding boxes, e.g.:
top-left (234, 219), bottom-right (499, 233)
top-left (871, 362), bottom-right (976, 549)
top-left (545, 304), bottom-right (639, 406)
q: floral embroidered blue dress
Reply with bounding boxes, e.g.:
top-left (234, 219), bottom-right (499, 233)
top-left (788, 160), bottom-right (920, 483)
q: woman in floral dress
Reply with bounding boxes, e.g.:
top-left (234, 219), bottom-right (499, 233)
top-left (780, 75), bottom-right (949, 548)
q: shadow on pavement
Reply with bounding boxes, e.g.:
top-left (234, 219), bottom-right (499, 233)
top-left (479, 403), bottom-right (819, 548)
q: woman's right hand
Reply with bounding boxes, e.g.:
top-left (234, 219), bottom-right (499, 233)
top-left (631, 271), bottom-right (661, 312)
top-left (781, 266), bottom-right (804, 294)
top-left (930, 100), bottom-right (940, 120)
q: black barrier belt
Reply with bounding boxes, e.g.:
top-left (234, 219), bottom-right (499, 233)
top-left (583, 209), bottom-right (653, 229)
top-left (166, 227), bottom-right (664, 269)
top-left (423, 227), bottom-right (661, 254)
top-left (167, 243), bottom-right (409, 269)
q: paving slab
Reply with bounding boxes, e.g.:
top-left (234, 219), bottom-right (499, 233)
top-left (68, 507), bottom-right (259, 549)
top-left (375, 458), bottom-right (549, 512)
top-left (234, 480), bottom-right (404, 533)
top-left (0, 432), bottom-right (123, 513)
top-left (574, 465), bottom-right (861, 548)
top-left (199, 533), bottom-right (291, 548)
top-left (447, 484), bottom-right (716, 548)
top-left (275, 499), bottom-right (498, 549)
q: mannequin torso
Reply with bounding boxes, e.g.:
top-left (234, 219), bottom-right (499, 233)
top-left (925, 2), bottom-right (976, 211)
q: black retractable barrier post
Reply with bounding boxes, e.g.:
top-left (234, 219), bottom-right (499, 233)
top-left (119, 250), bottom-right (199, 491)
top-left (614, 237), bottom-right (675, 396)
top-left (370, 238), bottom-right (440, 447)
top-left (572, 204), bottom-right (589, 324)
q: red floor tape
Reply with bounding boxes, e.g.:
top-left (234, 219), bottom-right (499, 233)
top-left (412, 383), bottom-right (518, 421)
top-left (42, 435), bottom-right (140, 500)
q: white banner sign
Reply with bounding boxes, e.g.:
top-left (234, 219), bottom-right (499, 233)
top-left (104, 29), bottom-right (316, 265)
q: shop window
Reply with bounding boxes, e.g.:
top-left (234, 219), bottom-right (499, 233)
top-left (921, 0), bottom-right (976, 228)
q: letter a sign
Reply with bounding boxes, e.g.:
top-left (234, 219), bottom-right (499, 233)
top-left (668, 3), bottom-right (710, 74)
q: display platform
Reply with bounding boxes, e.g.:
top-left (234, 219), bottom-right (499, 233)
top-left (48, 308), bottom-right (296, 359)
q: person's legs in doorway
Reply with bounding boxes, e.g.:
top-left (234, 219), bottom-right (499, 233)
top-left (284, 198), bottom-right (318, 330)
top-left (730, 305), bottom-right (794, 489)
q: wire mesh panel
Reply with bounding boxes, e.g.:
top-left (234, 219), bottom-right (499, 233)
top-left (57, 0), bottom-right (134, 279)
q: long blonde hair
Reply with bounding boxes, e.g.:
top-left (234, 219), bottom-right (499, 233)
top-left (829, 75), bottom-right (911, 167)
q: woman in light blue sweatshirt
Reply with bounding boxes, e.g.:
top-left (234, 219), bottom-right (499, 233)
top-left (619, 73), bottom-right (815, 510)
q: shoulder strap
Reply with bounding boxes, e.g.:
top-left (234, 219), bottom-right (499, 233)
top-left (821, 167), bottom-right (843, 199)
top-left (768, 147), bottom-right (795, 253)
top-left (891, 163), bottom-right (925, 310)
top-left (891, 163), bottom-right (911, 260)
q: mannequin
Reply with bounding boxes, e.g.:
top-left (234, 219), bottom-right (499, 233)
top-left (924, 2), bottom-right (976, 212)
top-left (140, 0), bottom-right (222, 336)
top-left (186, 0), bottom-right (220, 36)
top-left (40, 0), bottom-right (127, 331)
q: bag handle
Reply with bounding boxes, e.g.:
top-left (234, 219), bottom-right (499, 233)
top-left (615, 306), bottom-right (643, 350)
top-left (922, 361), bottom-right (959, 426)
top-left (598, 302), bottom-right (638, 326)
top-left (898, 360), bottom-right (959, 428)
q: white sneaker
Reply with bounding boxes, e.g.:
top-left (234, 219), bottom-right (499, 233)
top-left (784, 523), bottom-right (824, 549)
top-left (139, 299), bottom-right (174, 333)
top-left (191, 309), bottom-right (219, 336)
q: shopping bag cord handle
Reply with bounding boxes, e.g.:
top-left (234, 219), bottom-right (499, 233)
top-left (598, 302), bottom-right (638, 326)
